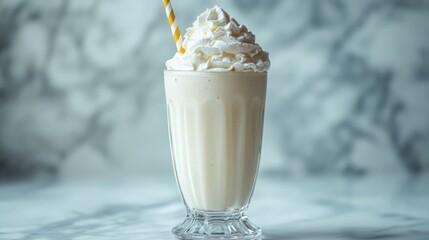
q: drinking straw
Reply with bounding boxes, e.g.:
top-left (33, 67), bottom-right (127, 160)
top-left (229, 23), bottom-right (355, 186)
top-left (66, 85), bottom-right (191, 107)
top-left (163, 0), bottom-right (185, 54)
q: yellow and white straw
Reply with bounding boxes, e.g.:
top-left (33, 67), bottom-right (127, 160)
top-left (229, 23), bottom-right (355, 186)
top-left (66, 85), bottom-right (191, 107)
top-left (163, 0), bottom-right (185, 54)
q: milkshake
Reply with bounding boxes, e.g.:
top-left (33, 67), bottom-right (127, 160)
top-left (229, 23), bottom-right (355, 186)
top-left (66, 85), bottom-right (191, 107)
top-left (164, 6), bottom-right (270, 239)
top-left (165, 71), bottom-right (266, 211)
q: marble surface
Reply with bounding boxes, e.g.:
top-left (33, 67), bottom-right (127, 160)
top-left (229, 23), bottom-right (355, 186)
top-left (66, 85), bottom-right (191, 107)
top-left (0, 0), bottom-right (429, 179)
top-left (1, 174), bottom-right (429, 240)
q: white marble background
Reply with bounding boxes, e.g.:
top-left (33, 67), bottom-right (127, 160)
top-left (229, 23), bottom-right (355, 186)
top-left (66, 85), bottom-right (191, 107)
top-left (0, 0), bottom-right (428, 180)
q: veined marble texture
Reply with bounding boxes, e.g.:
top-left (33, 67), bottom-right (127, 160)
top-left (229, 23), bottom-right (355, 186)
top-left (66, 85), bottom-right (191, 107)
top-left (0, 0), bottom-right (429, 179)
top-left (0, 174), bottom-right (428, 239)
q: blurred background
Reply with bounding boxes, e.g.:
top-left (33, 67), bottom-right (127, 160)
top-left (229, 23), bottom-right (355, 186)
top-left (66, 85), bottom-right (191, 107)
top-left (0, 0), bottom-right (428, 182)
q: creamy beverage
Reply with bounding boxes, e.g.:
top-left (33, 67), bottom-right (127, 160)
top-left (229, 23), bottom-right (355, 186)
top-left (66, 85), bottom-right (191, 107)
top-left (165, 71), bottom-right (266, 211)
top-left (164, 5), bottom-right (270, 239)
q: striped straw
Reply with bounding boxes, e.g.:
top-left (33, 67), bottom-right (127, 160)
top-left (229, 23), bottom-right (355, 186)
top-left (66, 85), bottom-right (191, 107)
top-left (163, 0), bottom-right (185, 54)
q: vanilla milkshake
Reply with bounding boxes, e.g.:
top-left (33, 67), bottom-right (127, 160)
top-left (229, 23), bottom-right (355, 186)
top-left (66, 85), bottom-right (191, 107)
top-left (165, 71), bottom-right (266, 211)
top-left (164, 6), bottom-right (270, 239)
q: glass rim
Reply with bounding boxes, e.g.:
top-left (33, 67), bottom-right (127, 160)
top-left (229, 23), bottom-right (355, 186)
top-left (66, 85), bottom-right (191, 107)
top-left (164, 70), bottom-right (267, 77)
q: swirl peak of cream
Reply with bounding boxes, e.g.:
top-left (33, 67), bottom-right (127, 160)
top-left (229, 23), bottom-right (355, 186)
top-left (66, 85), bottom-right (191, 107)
top-left (166, 6), bottom-right (270, 72)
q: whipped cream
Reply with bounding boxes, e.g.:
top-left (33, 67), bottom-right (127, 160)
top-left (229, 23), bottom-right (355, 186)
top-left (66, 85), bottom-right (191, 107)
top-left (166, 6), bottom-right (270, 72)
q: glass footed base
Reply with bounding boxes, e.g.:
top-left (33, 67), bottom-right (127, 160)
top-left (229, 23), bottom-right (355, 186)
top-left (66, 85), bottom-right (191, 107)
top-left (172, 208), bottom-right (261, 239)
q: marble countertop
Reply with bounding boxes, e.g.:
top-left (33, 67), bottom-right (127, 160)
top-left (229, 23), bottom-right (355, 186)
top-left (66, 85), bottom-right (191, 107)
top-left (1, 174), bottom-right (428, 240)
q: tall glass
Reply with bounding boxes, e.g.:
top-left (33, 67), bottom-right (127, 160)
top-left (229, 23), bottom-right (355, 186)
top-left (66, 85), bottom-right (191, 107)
top-left (164, 70), bottom-right (267, 239)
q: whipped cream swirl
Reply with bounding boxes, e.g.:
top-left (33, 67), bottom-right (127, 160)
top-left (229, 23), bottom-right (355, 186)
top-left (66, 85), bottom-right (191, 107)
top-left (166, 6), bottom-right (270, 72)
